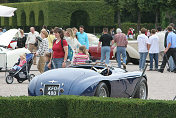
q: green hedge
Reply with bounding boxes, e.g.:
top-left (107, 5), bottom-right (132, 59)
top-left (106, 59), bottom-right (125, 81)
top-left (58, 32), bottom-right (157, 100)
top-left (0, 95), bottom-right (176, 118)
top-left (1, 1), bottom-right (114, 27)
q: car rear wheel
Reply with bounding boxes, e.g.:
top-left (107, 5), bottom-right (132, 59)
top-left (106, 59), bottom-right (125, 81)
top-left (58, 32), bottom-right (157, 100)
top-left (134, 78), bottom-right (148, 99)
top-left (28, 74), bottom-right (35, 82)
top-left (131, 58), bottom-right (139, 65)
top-left (95, 82), bottom-right (109, 97)
top-left (115, 52), bottom-right (130, 64)
top-left (6, 75), bottom-right (14, 84)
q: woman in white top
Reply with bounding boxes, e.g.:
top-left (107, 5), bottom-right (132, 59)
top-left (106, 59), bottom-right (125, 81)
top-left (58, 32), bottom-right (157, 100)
top-left (36, 29), bottom-right (49, 73)
top-left (65, 28), bottom-right (81, 62)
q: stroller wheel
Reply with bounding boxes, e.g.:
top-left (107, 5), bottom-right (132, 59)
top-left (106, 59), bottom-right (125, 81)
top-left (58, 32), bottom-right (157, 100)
top-left (28, 74), bottom-right (35, 82)
top-left (6, 75), bottom-right (14, 84)
top-left (17, 79), bottom-right (23, 83)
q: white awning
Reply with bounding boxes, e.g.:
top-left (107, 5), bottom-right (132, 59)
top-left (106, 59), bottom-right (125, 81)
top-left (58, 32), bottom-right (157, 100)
top-left (0, 5), bottom-right (17, 17)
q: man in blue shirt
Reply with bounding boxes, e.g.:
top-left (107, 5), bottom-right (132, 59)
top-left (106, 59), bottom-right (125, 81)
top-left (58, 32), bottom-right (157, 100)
top-left (76, 25), bottom-right (89, 50)
top-left (158, 26), bottom-right (176, 73)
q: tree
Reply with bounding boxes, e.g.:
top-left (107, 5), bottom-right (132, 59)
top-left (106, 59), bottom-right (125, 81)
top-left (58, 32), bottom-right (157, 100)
top-left (104, 0), bottom-right (125, 28)
top-left (144, 0), bottom-right (166, 28)
top-left (0, 0), bottom-right (8, 3)
top-left (124, 0), bottom-right (142, 32)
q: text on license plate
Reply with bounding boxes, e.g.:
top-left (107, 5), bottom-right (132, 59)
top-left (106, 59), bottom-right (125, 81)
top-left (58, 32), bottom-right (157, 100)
top-left (44, 85), bottom-right (60, 96)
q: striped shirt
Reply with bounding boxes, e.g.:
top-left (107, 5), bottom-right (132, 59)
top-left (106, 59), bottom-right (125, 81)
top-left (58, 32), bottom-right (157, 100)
top-left (37, 38), bottom-right (49, 56)
top-left (73, 53), bottom-right (89, 64)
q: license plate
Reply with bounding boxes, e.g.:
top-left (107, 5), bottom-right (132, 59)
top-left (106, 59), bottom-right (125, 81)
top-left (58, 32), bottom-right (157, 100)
top-left (44, 85), bottom-right (60, 96)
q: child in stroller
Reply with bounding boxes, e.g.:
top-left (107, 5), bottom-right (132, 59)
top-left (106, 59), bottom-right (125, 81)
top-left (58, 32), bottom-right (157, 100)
top-left (6, 53), bottom-right (35, 84)
top-left (11, 53), bottom-right (26, 71)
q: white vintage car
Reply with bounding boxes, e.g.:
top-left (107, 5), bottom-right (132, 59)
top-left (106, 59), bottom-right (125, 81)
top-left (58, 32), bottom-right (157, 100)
top-left (113, 40), bottom-right (163, 64)
top-left (0, 29), bottom-right (30, 70)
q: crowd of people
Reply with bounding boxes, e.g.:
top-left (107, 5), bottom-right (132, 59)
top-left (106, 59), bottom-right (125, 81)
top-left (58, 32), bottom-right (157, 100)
top-left (137, 24), bottom-right (176, 73)
top-left (1, 23), bottom-right (176, 74)
top-left (24, 25), bottom-right (89, 73)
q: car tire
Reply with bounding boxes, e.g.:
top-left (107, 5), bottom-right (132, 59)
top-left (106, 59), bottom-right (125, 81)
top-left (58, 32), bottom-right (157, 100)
top-left (134, 78), bottom-right (148, 99)
top-left (115, 52), bottom-right (130, 65)
top-left (6, 75), bottom-right (14, 84)
top-left (131, 58), bottom-right (139, 65)
top-left (0, 68), bottom-right (2, 71)
top-left (28, 74), bottom-right (35, 82)
top-left (95, 82), bottom-right (109, 97)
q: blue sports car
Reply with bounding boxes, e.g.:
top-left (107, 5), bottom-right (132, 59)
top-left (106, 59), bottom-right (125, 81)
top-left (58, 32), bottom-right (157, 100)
top-left (28, 63), bottom-right (148, 99)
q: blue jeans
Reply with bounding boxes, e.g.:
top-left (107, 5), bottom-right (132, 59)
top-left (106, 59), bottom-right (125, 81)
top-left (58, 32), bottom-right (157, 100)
top-left (149, 53), bottom-right (158, 70)
top-left (44, 61), bottom-right (54, 72)
top-left (101, 46), bottom-right (110, 64)
top-left (116, 47), bottom-right (126, 68)
top-left (52, 58), bottom-right (64, 69)
top-left (13, 65), bottom-right (21, 70)
top-left (169, 56), bottom-right (176, 71)
top-left (139, 52), bottom-right (148, 70)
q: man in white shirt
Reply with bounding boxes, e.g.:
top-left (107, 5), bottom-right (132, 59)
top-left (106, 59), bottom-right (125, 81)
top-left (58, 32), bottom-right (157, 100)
top-left (147, 29), bottom-right (159, 71)
top-left (137, 28), bottom-right (148, 70)
top-left (25, 27), bottom-right (39, 65)
top-left (156, 26), bottom-right (165, 58)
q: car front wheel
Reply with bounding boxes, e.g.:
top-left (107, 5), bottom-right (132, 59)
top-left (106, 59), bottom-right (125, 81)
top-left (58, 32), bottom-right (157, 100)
top-left (134, 78), bottom-right (148, 99)
top-left (95, 82), bottom-right (109, 97)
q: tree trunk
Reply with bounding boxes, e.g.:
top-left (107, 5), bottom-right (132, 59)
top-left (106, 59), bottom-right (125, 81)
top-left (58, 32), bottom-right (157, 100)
top-left (117, 10), bottom-right (121, 28)
top-left (137, 10), bottom-right (141, 33)
top-left (155, 10), bottom-right (159, 28)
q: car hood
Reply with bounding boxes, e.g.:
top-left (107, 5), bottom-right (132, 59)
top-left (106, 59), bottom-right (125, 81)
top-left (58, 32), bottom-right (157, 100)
top-left (29, 68), bottom-right (99, 96)
top-left (0, 29), bottom-right (18, 47)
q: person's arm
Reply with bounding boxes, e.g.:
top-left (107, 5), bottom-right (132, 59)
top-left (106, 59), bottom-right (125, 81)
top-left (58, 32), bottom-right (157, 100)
top-left (76, 39), bottom-right (82, 47)
top-left (164, 34), bottom-right (172, 53)
top-left (62, 46), bottom-right (68, 68)
top-left (146, 37), bottom-right (150, 52)
top-left (36, 40), bottom-right (43, 56)
top-left (164, 43), bottom-right (171, 54)
top-left (147, 44), bottom-right (151, 51)
top-left (48, 52), bottom-right (53, 69)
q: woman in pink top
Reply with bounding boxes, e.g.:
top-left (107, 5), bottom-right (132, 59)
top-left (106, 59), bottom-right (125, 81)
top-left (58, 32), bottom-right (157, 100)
top-left (73, 46), bottom-right (89, 64)
top-left (12, 53), bottom-right (27, 70)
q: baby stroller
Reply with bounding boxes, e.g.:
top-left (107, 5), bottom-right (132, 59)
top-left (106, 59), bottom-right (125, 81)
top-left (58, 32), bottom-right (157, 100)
top-left (6, 53), bottom-right (35, 84)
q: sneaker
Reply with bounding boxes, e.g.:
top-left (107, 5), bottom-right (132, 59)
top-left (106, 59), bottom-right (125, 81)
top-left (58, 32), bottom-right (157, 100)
top-left (158, 69), bottom-right (163, 73)
top-left (122, 63), bottom-right (126, 70)
top-left (154, 68), bottom-right (158, 71)
top-left (173, 68), bottom-right (176, 73)
top-left (147, 69), bottom-right (153, 71)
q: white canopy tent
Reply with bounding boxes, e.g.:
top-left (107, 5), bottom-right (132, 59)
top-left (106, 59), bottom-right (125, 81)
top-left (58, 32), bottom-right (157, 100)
top-left (0, 5), bottom-right (17, 17)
